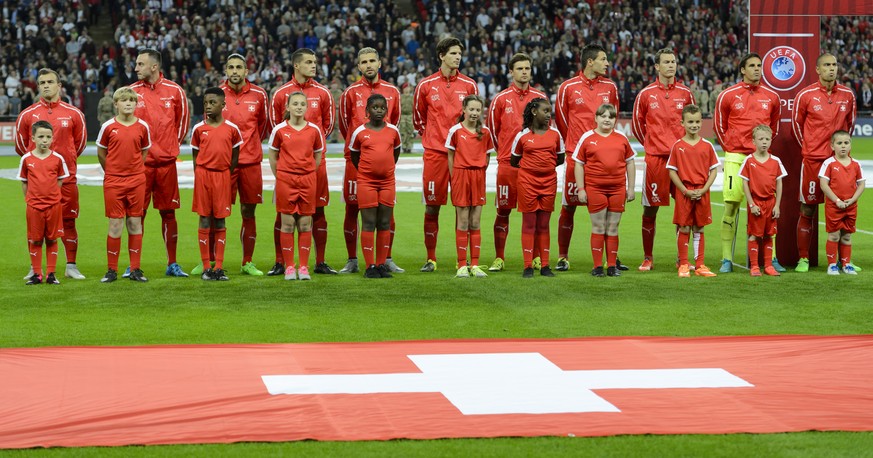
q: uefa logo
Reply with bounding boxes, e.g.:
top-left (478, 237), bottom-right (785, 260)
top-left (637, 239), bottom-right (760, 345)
top-left (762, 46), bottom-right (806, 91)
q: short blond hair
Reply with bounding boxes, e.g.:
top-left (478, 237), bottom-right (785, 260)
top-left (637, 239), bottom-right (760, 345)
top-left (114, 87), bottom-right (138, 103)
top-left (752, 124), bottom-right (772, 138)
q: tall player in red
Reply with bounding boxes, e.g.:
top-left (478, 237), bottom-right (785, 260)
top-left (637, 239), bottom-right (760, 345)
top-left (413, 36), bottom-right (479, 272)
top-left (270, 48), bottom-right (336, 275)
top-left (632, 48), bottom-right (696, 271)
top-left (486, 52), bottom-right (547, 272)
top-left (555, 44), bottom-right (622, 272)
top-left (791, 53), bottom-right (857, 273)
top-left (337, 47), bottom-right (404, 275)
top-left (130, 48), bottom-right (190, 278)
top-left (15, 68), bottom-right (86, 280)
top-left (713, 52), bottom-right (781, 273)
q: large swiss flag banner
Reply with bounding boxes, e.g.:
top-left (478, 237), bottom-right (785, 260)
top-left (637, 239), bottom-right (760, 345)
top-left (1, 335), bottom-right (872, 448)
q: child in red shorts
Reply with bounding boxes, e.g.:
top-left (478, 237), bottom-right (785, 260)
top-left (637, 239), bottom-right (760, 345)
top-left (667, 104), bottom-right (720, 278)
top-left (350, 94), bottom-right (402, 279)
top-left (739, 124), bottom-right (787, 277)
top-left (18, 121), bottom-right (69, 285)
top-left (819, 130), bottom-right (866, 275)
top-left (446, 95), bottom-right (494, 278)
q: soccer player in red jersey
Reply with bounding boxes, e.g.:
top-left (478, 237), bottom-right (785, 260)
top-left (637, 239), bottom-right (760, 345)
top-left (510, 98), bottom-right (564, 278)
top-left (130, 48), bottom-right (190, 278)
top-left (555, 44), bottom-right (621, 272)
top-left (572, 104), bottom-right (636, 278)
top-left (217, 53), bottom-right (271, 276)
top-left (413, 36), bottom-right (479, 272)
top-left (268, 92), bottom-right (325, 281)
top-left (632, 49), bottom-right (696, 271)
top-left (713, 53), bottom-right (782, 273)
top-left (270, 48), bottom-right (336, 276)
top-left (486, 53), bottom-right (547, 272)
top-left (447, 95), bottom-right (494, 278)
top-left (15, 68), bottom-right (86, 280)
top-left (17, 121), bottom-right (69, 285)
top-left (791, 53), bottom-right (858, 272)
top-left (819, 131), bottom-right (865, 275)
top-left (96, 87), bottom-right (151, 283)
top-left (349, 94), bottom-right (402, 279)
top-left (666, 105), bottom-right (720, 278)
top-left (338, 47), bottom-right (404, 275)
top-left (191, 87), bottom-right (242, 281)
top-left (739, 125), bottom-right (788, 277)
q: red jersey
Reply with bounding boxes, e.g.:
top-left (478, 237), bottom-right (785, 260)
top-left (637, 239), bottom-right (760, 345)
top-left (349, 123), bottom-right (401, 180)
top-left (339, 77), bottom-right (401, 157)
top-left (792, 81), bottom-right (856, 160)
top-left (15, 98), bottom-right (86, 181)
top-left (17, 151), bottom-right (69, 210)
top-left (445, 123), bottom-right (495, 169)
top-left (96, 118), bottom-right (151, 177)
top-left (666, 138), bottom-right (720, 188)
top-left (191, 120), bottom-right (243, 171)
top-left (413, 70), bottom-right (478, 153)
top-left (510, 127), bottom-right (564, 175)
top-left (220, 80), bottom-right (271, 165)
top-left (268, 121), bottom-right (324, 175)
top-left (572, 130), bottom-right (635, 187)
top-left (714, 82), bottom-right (781, 154)
top-left (738, 154), bottom-right (788, 202)
top-left (556, 72), bottom-right (619, 154)
top-left (819, 157), bottom-right (865, 200)
top-left (632, 80), bottom-right (696, 157)
top-left (487, 83), bottom-right (547, 163)
top-left (129, 74), bottom-right (190, 166)
top-left (270, 75), bottom-right (334, 139)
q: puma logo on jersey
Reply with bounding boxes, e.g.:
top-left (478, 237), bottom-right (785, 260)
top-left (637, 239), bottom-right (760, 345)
top-left (573, 90), bottom-right (583, 96)
top-left (735, 95), bottom-right (743, 100)
top-left (679, 148), bottom-right (685, 153)
top-left (813, 97), bottom-right (821, 102)
top-left (527, 139), bottom-right (535, 144)
top-left (32, 114), bottom-right (40, 119)
top-left (363, 135), bottom-right (370, 140)
top-left (283, 133), bottom-right (292, 139)
top-left (590, 141), bottom-right (598, 146)
top-left (833, 166), bottom-right (840, 171)
top-left (27, 163), bottom-right (35, 168)
top-left (460, 134), bottom-right (467, 140)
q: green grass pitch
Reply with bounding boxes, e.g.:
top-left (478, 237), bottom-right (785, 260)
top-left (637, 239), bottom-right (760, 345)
top-left (1, 151), bottom-right (872, 456)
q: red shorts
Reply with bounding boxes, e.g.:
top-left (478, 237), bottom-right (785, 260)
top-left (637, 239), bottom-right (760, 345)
top-left (561, 159), bottom-right (584, 206)
top-left (494, 163), bottom-right (518, 210)
top-left (825, 201), bottom-right (857, 233)
top-left (799, 158), bottom-right (826, 205)
top-left (747, 199), bottom-right (778, 237)
top-left (642, 155), bottom-right (672, 207)
top-left (231, 163), bottom-right (264, 205)
top-left (275, 171), bottom-right (316, 216)
top-left (192, 168), bottom-right (232, 218)
top-left (586, 184), bottom-right (627, 214)
top-left (60, 181), bottom-right (80, 219)
top-left (26, 204), bottom-right (63, 242)
top-left (517, 169), bottom-right (557, 213)
top-left (673, 192), bottom-right (713, 228)
top-left (358, 176), bottom-right (395, 209)
top-left (342, 160), bottom-right (359, 205)
top-left (451, 167), bottom-right (487, 207)
top-left (144, 162), bottom-right (181, 211)
top-left (104, 174), bottom-right (146, 218)
top-left (422, 148), bottom-right (449, 206)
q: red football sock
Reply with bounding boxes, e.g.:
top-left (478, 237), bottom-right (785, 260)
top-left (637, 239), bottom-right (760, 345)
top-left (376, 229), bottom-right (390, 266)
top-left (839, 242), bottom-right (852, 266)
top-left (274, 213), bottom-right (283, 263)
top-left (456, 229), bottom-right (469, 267)
top-left (590, 233), bottom-right (605, 268)
top-left (343, 205), bottom-right (359, 260)
top-left (606, 235), bottom-right (619, 267)
top-left (62, 218), bottom-right (78, 264)
top-left (45, 240), bottom-right (58, 274)
top-left (312, 208), bottom-right (328, 264)
top-left (240, 217), bottom-right (256, 264)
top-left (129, 234), bottom-right (143, 270)
top-left (677, 231), bottom-right (690, 266)
top-left (298, 231), bottom-right (312, 269)
top-left (198, 228), bottom-right (211, 267)
top-left (424, 213), bottom-right (439, 261)
top-left (762, 237), bottom-right (773, 268)
top-left (536, 210), bottom-right (551, 266)
top-left (797, 214), bottom-right (813, 258)
top-left (642, 215), bottom-right (656, 258)
top-left (558, 207), bottom-right (574, 258)
top-left (748, 239), bottom-right (760, 269)
top-left (694, 232), bottom-right (705, 268)
top-left (107, 235), bottom-right (121, 271)
top-left (29, 241), bottom-right (43, 275)
top-left (470, 229), bottom-right (481, 266)
top-left (160, 211), bottom-right (178, 265)
top-left (361, 230), bottom-right (375, 266)
top-left (213, 228), bottom-right (226, 270)
top-left (388, 216), bottom-right (396, 258)
top-left (493, 210), bottom-right (510, 260)
top-left (280, 231), bottom-right (295, 268)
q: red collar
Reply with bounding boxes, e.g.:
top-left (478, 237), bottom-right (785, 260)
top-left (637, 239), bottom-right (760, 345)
top-left (510, 82), bottom-right (530, 96)
top-left (39, 98), bottom-right (61, 109)
top-left (656, 79), bottom-right (676, 91)
top-left (142, 73), bottom-right (166, 90)
top-left (291, 75), bottom-right (313, 89)
top-left (360, 77), bottom-right (382, 89)
top-left (223, 80), bottom-right (251, 94)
